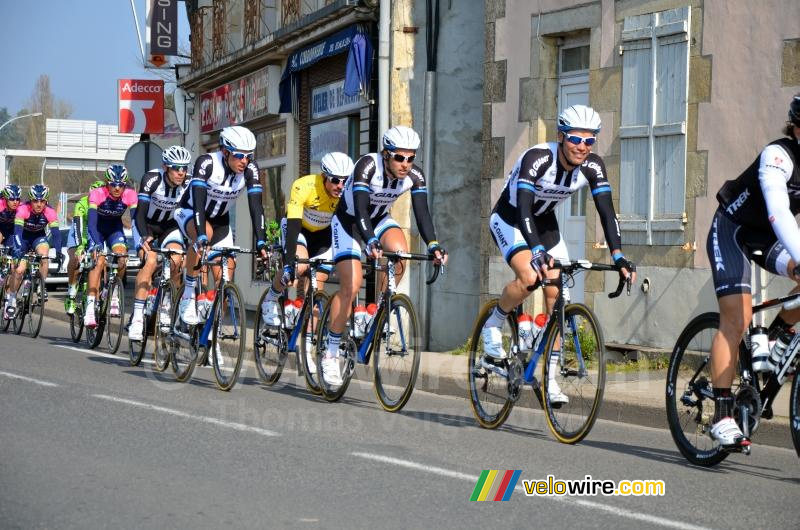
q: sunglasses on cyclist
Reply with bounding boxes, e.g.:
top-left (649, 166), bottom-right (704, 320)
top-left (563, 134), bottom-right (597, 146)
top-left (325, 175), bottom-right (346, 185)
top-left (107, 182), bottom-right (126, 189)
top-left (168, 164), bottom-right (189, 172)
top-left (228, 150), bottom-right (253, 160)
top-left (388, 153), bottom-right (416, 163)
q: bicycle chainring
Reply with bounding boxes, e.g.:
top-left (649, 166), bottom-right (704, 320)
top-left (734, 384), bottom-right (762, 436)
top-left (507, 357), bottom-right (523, 403)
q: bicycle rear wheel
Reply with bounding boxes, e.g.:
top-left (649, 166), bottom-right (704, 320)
top-left (790, 366), bottom-right (800, 458)
top-left (253, 289), bottom-right (288, 385)
top-left (152, 283), bottom-right (176, 373)
top-left (210, 283), bottom-right (245, 391)
top-left (129, 313), bottom-right (148, 367)
top-left (542, 303), bottom-right (606, 444)
top-left (299, 291), bottom-right (328, 395)
top-left (12, 284), bottom-right (28, 336)
top-left (0, 278), bottom-right (9, 333)
top-left (316, 297), bottom-right (356, 402)
top-left (105, 279), bottom-right (125, 354)
top-left (170, 295), bottom-right (199, 382)
top-left (468, 300), bottom-right (516, 429)
top-left (26, 274), bottom-right (45, 338)
top-left (665, 312), bottom-right (729, 467)
top-left (373, 294), bottom-right (420, 412)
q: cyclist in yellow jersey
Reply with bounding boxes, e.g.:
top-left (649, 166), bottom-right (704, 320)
top-left (260, 152), bottom-right (354, 335)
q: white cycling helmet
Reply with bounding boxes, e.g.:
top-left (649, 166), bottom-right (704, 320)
top-left (320, 152), bottom-right (354, 178)
top-left (557, 104), bottom-right (602, 134)
top-left (162, 145), bottom-right (192, 165)
top-left (219, 125), bottom-right (257, 152)
top-left (382, 126), bottom-right (421, 151)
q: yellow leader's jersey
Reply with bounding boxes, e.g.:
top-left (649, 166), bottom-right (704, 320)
top-left (286, 174), bottom-right (339, 232)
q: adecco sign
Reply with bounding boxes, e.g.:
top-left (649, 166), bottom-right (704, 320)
top-left (118, 79), bottom-right (164, 134)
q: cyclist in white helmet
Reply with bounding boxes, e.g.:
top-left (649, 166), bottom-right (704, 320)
top-left (174, 126), bottom-right (269, 329)
top-left (319, 126), bottom-right (448, 386)
top-left (128, 145), bottom-right (191, 341)
top-left (259, 151), bottom-right (353, 374)
top-left (482, 104), bottom-right (635, 405)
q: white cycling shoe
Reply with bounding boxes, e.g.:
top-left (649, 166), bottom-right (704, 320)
top-left (260, 299), bottom-right (281, 327)
top-left (128, 317), bottom-right (144, 341)
top-left (321, 357), bottom-right (343, 386)
top-left (305, 338), bottom-right (316, 375)
top-left (547, 379), bottom-right (569, 405)
top-left (710, 417), bottom-right (751, 450)
top-left (179, 297), bottom-right (199, 326)
top-left (481, 326), bottom-right (508, 360)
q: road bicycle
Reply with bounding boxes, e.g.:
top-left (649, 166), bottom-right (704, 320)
top-left (666, 294), bottom-right (800, 466)
top-left (468, 260), bottom-right (629, 444)
top-left (0, 247), bottom-right (14, 333)
top-left (254, 256), bottom-right (331, 394)
top-left (128, 247), bottom-right (184, 370)
top-left (67, 252), bottom-right (93, 343)
top-left (84, 252), bottom-right (127, 354)
top-left (314, 251), bottom-right (442, 412)
top-left (9, 252), bottom-right (48, 338)
top-left (168, 246), bottom-right (248, 391)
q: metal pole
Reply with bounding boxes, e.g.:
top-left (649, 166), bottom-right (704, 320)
top-left (129, 0), bottom-right (146, 63)
top-left (40, 158), bottom-right (46, 184)
top-left (0, 112), bottom-right (43, 135)
top-left (378, 0), bottom-right (391, 141)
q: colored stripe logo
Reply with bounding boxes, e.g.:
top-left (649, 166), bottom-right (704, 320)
top-left (470, 470), bottom-right (521, 501)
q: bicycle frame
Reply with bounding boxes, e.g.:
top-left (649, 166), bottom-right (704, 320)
top-left (285, 258), bottom-right (328, 353)
top-left (197, 247), bottom-right (244, 349)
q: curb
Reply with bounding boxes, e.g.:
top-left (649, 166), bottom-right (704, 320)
top-left (40, 298), bottom-right (795, 451)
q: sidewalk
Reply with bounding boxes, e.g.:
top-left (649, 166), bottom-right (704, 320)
top-left (40, 295), bottom-right (795, 450)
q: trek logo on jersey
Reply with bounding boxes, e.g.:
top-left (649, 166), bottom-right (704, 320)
top-left (711, 217), bottom-right (725, 272)
top-left (724, 189), bottom-right (750, 215)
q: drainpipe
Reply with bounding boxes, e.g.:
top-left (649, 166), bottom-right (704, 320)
top-left (378, 0), bottom-right (390, 139)
top-left (420, 0), bottom-right (439, 349)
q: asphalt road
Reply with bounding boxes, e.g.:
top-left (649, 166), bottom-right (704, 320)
top-left (1, 315), bottom-right (798, 529)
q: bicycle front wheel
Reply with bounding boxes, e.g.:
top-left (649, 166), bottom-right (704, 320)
top-left (12, 284), bottom-right (28, 336)
top-left (211, 283), bottom-right (246, 391)
top-left (300, 291), bottom-right (328, 395)
top-left (69, 281), bottom-right (85, 343)
top-left (542, 303), bottom-right (606, 444)
top-left (373, 294), bottom-right (420, 412)
top-left (468, 300), bottom-right (516, 429)
top-left (152, 283), bottom-right (176, 373)
top-left (27, 274), bottom-right (45, 338)
top-left (105, 279), bottom-right (125, 354)
top-left (316, 297), bottom-right (356, 402)
top-left (665, 312), bottom-right (729, 467)
top-left (170, 295), bottom-right (198, 382)
top-left (0, 278), bottom-right (10, 333)
top-left (253, 289), bottom-right (287, 385)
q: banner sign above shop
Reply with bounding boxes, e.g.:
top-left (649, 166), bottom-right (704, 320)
top-left (311, 79), bottom-right (362, 120)
top-left (200, 67), bottom-right (271, 133)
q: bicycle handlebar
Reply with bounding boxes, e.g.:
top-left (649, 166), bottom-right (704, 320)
top-left (374, 251), bottom-right (444, 285)
top-left (526, 259), bottom-right (631, 298)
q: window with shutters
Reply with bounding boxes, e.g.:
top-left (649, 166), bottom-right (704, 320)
top-left (618, 6), bottom-right (690, 245)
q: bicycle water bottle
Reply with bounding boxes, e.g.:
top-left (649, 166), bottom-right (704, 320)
top-left (284, 298), bottom-right (298, 329)
top-left (518, 313), bottom-right (534, 350)
top-left (749, 326), bottom-right (771, 372)
top-left (531, 313), bottom-right (548, 351)
top-left (353, 304), bottom-right (367, 338)
top-left (366, 303), bottom-right (378, 331)
top-left (21, 279), bottom-right (31, 297)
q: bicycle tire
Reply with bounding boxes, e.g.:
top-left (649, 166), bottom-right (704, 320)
top-left (791, 366), bottom-right (800, 458)
top-left (105, 279), bottom-right (125, 354)
top-left (0, 276), bottom-right (10, 333)
top-left (300, 291), bottom-right (328, 396)
top-left (665, 312), bottom-right (729, 467)
top-left (27, 273), bottom-right (45, 338)
top-left (467, 299), bottom-right (516, 429)
top-left (152, 282), bottom-right (176, 373)
top-left (542, 303), bottom-right (606, 444)
top-left (210, 283), bottom-right (246, 391)
top-left (129, 309), bottom-right (148, 367)
top-left (373, 293), bottom-right (420, 412)
top-left (12, 279), bottom-right (28, 336)
top-left (169, 293), bottom-right (198, 382)
top-left (87, 287), bottom-right (106, 350)
top-left (316, 296), bottom-right (356, 402)
top-left (69, 279), bottom-right (85, 343)
top-left (253, 289), bottom-right (288, 385)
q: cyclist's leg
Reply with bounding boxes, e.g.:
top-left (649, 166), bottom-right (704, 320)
top-left (175, 208), bottom-right (211, 324)
top-left (706, 209), bottom-right (753, 448)
top-left (377, 220), bottom-right (408, 289)
top-left (541, 234), bottom-right (569, 404)
top-left (34, 239), bottom-right (50, 282)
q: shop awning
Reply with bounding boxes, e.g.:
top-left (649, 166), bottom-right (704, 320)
top-left (279, 25), bottom-right (372, 115)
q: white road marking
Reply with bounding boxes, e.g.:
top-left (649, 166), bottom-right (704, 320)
top-left (92, 394), bottom-right (280, 437)
top-left (56, 344), bottom-right (154, 365)
top-left (351, 452), bottom-right (712, 530)
top-left (0, 370), bottom-right (59, 387)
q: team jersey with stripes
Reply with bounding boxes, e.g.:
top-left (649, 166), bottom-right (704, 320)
top-left (137, 169), bottom-right (188, 223)
top-left (184, 151), bottom-right (262, 219)
top-left (286, 174), bottom-right (338, 232)
top-left (493, 142), bottom-right (621, 251)
top-left (716, 137), bottom-right (800, 263)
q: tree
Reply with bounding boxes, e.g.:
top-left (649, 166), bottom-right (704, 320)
top-left (9, 75), bottom-right (73, 187)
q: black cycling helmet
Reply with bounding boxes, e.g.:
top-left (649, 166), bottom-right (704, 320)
top-left (789, 94), bottom-right (800, 127)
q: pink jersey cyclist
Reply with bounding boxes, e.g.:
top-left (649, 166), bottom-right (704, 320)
top-left (12, 201), bottom-right (62, 257)
top-left (87, 185), bottom-right (138, 250)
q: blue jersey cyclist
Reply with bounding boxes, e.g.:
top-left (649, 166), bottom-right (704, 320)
top-left (320, 126), bottom-right (448, 387)
top-left (482, 105), bottom-right (635, 405)
top-left (0, 184), bottom-right (22, 247)
top-left (84, 165), bottom-right (138, 328)
top-left (3, 185), bottom-right (63, 320)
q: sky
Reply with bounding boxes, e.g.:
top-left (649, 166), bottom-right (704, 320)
top-left (0, 0), bottom-right (189, 125)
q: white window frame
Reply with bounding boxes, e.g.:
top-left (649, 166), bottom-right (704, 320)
top-left (618, 6), bottom-right (690, 245)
